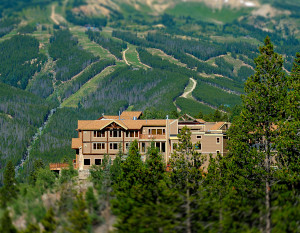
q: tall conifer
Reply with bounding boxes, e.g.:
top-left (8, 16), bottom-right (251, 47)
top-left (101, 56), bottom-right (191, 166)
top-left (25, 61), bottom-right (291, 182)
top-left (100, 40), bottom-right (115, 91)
top-left (169, 126), bottom-right (203, 233)
top-left (227, 36), bottom-right (287, 232)
top-left (1, 161), bottom-right (19, 207)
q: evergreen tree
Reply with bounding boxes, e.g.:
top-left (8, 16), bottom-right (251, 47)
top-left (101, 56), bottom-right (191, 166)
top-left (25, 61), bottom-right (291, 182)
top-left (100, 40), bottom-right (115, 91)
top-left (272, 53), bottom-right (300, 232)
top-left (66, 194), bottom-right (90, 233)
top-left (1, 161), bottom-right (19, 207)
top-left (85, 187), bottom-right (98, 214)
top-left (29, 159), bottom-right (45, 185)
top-left (169, 126), bottom-right (204, 233)
top-left (41, 208), bottom-right (56, 233)
top-left (112, 140), bottom-right (145, 232)
top-left (0, 209), bottom-right (17, 233)
top-left (227, 36), bottom-right (288, 232)
top-left (22, 223), bottom-right (40, 233)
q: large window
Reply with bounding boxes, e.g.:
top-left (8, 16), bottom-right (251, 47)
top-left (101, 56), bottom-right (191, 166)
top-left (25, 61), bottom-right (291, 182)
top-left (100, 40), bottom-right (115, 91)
top-left (126, 131), bottom-right (138, 137)
top-left (110, 130), bottom-right (122, 138)
top-left (95, 159), bottom-right (102, 165)
top-left (148, 129), bottom-right (165, 135)
top-left (155, 142), bottom-right (166, 153)
top-left (84, 159), bottom-right (90, 165)
top-left (93, 143), bottom-right (105, 150)
top-left (94, 130), bottom-right (105, 137)
top-left (110, 143), bottom-right (118, 150)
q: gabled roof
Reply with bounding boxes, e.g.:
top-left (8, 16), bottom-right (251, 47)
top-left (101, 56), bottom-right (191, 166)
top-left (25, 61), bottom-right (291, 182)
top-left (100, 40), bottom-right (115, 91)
top-left (78, 120), bottom-right (128, 130)
top-left (76, 119), bottom-right (169, 130)
top-left (121, 119), bottom-right (168, 129)
top-left (210, 122), bottom-right (226, 130)
top-left (120, 111), bottom-right (142, 120)
top-left (78, 120), bottom-right (93, 129)
top-left (196, 119), bottom-right (205, 123)
top-left (98, 115), bottom-right (119, 120)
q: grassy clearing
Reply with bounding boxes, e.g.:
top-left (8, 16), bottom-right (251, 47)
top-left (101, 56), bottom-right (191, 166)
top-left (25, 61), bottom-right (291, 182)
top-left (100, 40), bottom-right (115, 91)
top-left (181, 78), bottom-right (196, 99)
top-left (211, 35), bottom-right (262, 46)
top-left (176, 97), bottom-right (214, 116)
top-left (166, 2), bottom-right (252, 23)
top-left (147, 48), bottom-right (187, 67)
top-left (125, 44), bottom-right (149, 69)
top-left (61, 66), bottom-right (117, 108)
top-left (20, 4), bottom-right (52, 24)
top-left (70, 26), bottom-right (117, 60)
top-left (0, 29), bottom-right (18, 43)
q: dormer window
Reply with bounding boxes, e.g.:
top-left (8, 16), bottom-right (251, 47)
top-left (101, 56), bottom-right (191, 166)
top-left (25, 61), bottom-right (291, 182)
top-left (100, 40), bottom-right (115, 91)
top-left (110, 130), bottom-right (122, 138)
top-left (94, 130), bottom-right (105, 137)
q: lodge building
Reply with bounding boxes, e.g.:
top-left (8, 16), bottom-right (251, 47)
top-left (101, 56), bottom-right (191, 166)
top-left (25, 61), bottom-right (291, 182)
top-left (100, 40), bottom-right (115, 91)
top-left (71, 111), bottom-right (231, 170)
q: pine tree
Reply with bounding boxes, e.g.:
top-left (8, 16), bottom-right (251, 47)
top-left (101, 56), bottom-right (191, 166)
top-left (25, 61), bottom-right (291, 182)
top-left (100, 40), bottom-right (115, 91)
top-left (272, 53), bottom-right (300, 232)
top-left (41, 207), bottom-right (56, 233)
top-left (1, 160), bottom-right (19, 207)
top-left (111, 140), bottom-right (145, 232)
top-left (131, 143), bottom-right (178, 232)
top-left (227, 36), bottom-right (288, 232)
top-left (0, 209), bottom-right (17, 233)
top-left (22, 223), bottom-right (40, 233)
top-left (66, 194), bottom-right (90, 233)
top-left (169, 126), bottom-right (204, 233)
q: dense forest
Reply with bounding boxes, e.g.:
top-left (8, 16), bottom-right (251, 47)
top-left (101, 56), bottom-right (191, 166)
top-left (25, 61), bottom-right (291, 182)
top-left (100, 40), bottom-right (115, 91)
top-left (0, 0), bottom-right (299, 231)
top-left (49, 29), bottom-right (98, 82)
top-left (0, 41), bottom-right (299, 231)
top-left (0, 35), bottom-right (46, 89)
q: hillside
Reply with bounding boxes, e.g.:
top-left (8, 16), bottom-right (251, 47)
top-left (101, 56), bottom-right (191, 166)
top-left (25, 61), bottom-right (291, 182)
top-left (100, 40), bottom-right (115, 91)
top-left (0, 0), bottom-right (299, 176)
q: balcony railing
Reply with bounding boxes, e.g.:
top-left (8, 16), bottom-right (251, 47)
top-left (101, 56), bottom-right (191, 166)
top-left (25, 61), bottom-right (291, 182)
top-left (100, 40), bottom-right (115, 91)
top-left (49, 163), bottom-right (70, 170)
top-left (139, 134), bottom-right (166, 140)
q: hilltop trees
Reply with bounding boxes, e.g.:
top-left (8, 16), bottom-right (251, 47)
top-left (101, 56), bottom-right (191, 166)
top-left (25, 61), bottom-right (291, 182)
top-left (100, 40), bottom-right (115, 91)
top-left (0, 161), bottom-right (19, 206)
top-left (169, 126), bottom-right (203, 233)
top-left (226, 36), bottom-right (295, 232)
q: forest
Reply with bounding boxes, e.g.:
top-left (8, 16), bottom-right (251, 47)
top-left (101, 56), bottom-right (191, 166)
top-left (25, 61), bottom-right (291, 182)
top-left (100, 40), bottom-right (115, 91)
top-left (0, 0), bottom-right (299, 231)
top-left (49, 29), bottom-right (98, 82)
top-left (0, 35), bottom-right (46, 89)
top-left (0, 37), bottom-right (298, 233)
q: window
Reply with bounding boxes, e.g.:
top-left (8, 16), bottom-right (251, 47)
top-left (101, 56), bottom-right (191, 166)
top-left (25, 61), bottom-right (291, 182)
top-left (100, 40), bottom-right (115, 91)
top-left (93, 143), bottom-right (105, 150)
top-left (196, 135), bottom-right (202, 139)
top-left (110, 130), bottom-right (121, 138)
top-left (161, 142), bottom-right (165, 153)
top-left (84, 159), bottom-right (90, 165)
top-left (216, 150), bottom-right (220, 154)
top-left (126, 131), bottom-right (138, 137)
top-left (125, 142), bottom-right (130, 150)
top-left (156, 142), bottom-right (160, 150)
top-left (195, 143), bottom-right (201, 150)
top-left (110, 143), bottom-right (118, 150)
top-left (94, 130), bottom-right (105, 137)
top-left (216, 137), bottom-right (220, 144)
top-left (141, 142), bottom-right (146, 153)
top-left (148, 129), bottom-right (165, 135)
top-left (95, 159), bottom-right (102, 165)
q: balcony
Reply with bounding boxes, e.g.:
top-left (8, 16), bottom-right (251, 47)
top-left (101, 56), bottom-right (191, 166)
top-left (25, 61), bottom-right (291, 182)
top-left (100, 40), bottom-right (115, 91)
top-left (49, 161), bottom-right (76, 171)
top-left (139, 134), bottom-right (166, 140)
